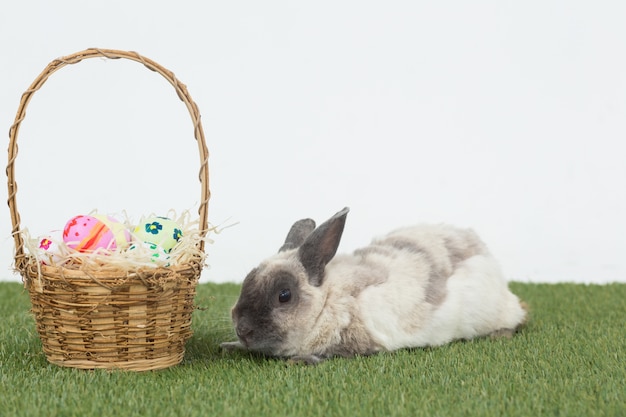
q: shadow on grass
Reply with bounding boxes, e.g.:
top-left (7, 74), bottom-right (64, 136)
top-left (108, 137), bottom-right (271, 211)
top-left (183, 336), bottom-right (283, 369)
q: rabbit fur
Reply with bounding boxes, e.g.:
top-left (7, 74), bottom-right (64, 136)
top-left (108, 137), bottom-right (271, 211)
top-left (221, 207), bottom-right (527, 364)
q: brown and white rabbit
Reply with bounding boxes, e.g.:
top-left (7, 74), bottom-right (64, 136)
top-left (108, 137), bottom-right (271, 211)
top-left (221, 208), bottom-right (527, 364)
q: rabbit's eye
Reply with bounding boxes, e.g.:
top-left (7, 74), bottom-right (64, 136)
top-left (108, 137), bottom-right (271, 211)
top-left (278, 289), bottom-right (292, 303)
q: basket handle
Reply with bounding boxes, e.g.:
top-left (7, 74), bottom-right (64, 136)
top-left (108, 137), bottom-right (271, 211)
top-left (6, 48), bottom-right (210, 270)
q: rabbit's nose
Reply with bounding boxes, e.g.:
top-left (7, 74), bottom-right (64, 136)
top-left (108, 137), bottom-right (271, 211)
top-left (236, 322), bottom-right (253, 345)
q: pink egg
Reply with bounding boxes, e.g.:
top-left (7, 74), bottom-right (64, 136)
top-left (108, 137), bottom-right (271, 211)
top-left (62, 215), bottom-right (130, 253)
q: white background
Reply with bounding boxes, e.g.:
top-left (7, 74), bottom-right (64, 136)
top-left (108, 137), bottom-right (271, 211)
top-left (1, 1), bottom-right (625, 284)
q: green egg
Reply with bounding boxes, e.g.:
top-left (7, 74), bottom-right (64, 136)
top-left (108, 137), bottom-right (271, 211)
top-left (133, 216), bottom-right (183, 252)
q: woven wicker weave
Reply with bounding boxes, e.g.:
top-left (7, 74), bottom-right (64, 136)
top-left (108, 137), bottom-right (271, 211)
top-left (6, 48), bottom-right (210, 371)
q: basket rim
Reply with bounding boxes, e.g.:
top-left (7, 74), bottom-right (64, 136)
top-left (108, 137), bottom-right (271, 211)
top-left (21, 254), bottom-right (204, 293)
top-left (6, 48), bottom-right (211, 273)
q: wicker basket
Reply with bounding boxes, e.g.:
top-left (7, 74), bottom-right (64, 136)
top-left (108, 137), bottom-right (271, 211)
top-left (6, 48), bottom-right (210, 371)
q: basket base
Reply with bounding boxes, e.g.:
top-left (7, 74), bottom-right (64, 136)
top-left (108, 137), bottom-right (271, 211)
top-left (23, 259), bottom-right (202, 372)
top-left (46, 352), bottom-right (185, 371)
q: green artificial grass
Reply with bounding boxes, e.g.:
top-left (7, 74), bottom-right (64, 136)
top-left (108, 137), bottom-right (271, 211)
top-left (0, 281), bottom-right (624, 417)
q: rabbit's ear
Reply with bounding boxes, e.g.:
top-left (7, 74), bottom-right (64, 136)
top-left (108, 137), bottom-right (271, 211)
top-left (299, 207), bottom-right (349, 286)
top-left (279, 219), bottom-right (316, 252)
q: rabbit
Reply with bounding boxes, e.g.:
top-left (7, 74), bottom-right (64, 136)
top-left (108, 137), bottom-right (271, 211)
top-left (221, 207), bottom-right (528, 364)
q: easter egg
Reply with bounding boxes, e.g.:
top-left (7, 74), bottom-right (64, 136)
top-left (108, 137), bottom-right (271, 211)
top-left (128, 241), bottom-right (170, 266)
top-left (93, 214), bottom-right (132, 249)
top-left (63, 215), bottom-right (131, 253)
top-left (133, 217), bottom-right (182, 252)
top-left (37, 236), bottom-right (64, 265)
